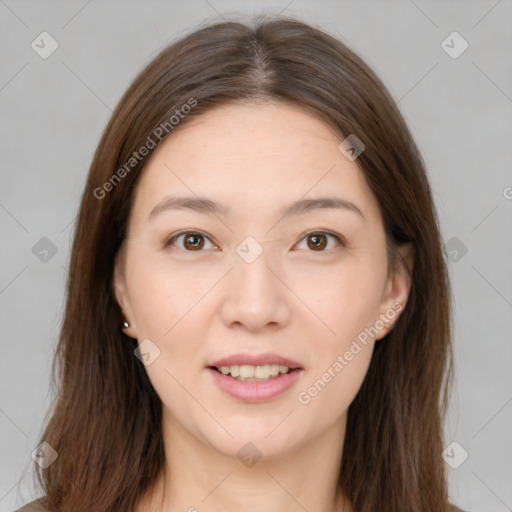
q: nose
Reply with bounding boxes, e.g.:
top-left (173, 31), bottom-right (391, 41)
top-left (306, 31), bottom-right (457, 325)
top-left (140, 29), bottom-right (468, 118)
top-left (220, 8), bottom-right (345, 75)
top-left (219, 246), bottom-right (291, 332)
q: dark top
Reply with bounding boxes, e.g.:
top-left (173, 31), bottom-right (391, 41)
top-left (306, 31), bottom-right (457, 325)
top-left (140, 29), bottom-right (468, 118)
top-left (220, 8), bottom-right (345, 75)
top-left (13, 498), bottom-right (471, 511)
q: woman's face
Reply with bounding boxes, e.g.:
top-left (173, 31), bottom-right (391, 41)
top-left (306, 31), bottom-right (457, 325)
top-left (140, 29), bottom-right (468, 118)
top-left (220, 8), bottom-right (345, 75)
top-left (114, 101), bottom-right (412, 460)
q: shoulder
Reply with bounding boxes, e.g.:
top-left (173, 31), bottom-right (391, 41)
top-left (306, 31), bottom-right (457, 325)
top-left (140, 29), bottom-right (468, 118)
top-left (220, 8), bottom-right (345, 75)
top-left (12, 498), bottom-right (52, 512)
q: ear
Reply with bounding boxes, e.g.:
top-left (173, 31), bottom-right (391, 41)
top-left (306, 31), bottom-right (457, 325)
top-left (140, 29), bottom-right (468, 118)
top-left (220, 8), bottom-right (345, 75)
top-left (113, 249), bottom-right (138, 339)
top-left (374, 242), bottom-right (414, 340)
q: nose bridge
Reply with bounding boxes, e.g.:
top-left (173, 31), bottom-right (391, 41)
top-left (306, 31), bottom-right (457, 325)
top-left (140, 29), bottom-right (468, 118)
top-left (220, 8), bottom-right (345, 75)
top-left (221, 237), bottom-right (290, 329)
top-left (235, 241), bottom-right (274, 287)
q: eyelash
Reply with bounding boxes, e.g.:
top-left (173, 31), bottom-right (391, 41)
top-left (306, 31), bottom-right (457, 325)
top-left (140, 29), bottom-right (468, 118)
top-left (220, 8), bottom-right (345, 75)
top-left (164, 229), bottom-right (346, 253)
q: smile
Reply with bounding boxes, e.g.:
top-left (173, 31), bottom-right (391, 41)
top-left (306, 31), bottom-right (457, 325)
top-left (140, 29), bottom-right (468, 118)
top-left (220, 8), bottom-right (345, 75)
top-left (214, 364), bottom-right (292, 382)
top-left (207, 366), bottom-right (303, 403)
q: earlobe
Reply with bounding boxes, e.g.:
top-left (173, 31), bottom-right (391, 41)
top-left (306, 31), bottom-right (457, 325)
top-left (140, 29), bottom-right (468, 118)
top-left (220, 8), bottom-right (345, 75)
top-left (376, 242), bottom-right (414, 339)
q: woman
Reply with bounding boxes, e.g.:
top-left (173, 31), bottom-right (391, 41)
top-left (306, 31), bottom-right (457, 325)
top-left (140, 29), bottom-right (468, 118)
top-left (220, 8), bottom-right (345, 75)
top-left (15, 16), bottom-right (468, 512)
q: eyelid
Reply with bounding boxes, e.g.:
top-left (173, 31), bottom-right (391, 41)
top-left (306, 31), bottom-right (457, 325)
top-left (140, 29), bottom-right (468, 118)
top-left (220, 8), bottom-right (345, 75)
top-left (164, 229), bottom-right (346, 251)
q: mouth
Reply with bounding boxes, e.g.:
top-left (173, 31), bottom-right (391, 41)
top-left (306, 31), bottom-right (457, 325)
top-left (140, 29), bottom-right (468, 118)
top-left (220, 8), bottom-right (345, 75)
top-left (206, 353), bottom-right (304, 402)
top-left (209, 364), bottom-right (300, 382)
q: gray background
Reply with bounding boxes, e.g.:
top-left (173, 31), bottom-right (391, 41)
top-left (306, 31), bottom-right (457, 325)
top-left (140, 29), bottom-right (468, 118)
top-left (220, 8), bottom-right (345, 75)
top-left (1, 1), bottom-right (511, 511)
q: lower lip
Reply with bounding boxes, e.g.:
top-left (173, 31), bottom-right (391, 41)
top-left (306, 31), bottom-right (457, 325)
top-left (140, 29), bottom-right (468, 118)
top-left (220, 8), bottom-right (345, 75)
top-left (207, 368), bottom-right (303, 403)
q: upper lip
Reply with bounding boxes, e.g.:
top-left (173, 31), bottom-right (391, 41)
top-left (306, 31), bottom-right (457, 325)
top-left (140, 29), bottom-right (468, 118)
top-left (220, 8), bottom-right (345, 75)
top-left (208, 353), bottom-right (303, 370)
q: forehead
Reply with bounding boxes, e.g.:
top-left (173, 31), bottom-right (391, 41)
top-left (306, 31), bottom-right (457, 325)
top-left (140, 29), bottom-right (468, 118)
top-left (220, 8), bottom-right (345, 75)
top-left (129, 102), bottom-right (382, 228)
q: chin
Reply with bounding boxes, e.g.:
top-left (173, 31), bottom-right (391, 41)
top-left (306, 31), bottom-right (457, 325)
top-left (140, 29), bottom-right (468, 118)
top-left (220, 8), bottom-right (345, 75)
top-left (200, 415), bottom-right (308, 462)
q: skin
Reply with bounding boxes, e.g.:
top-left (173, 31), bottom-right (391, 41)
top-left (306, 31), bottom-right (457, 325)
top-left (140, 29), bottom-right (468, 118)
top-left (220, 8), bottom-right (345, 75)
top-left (114, 101), bottom-right (414, 512)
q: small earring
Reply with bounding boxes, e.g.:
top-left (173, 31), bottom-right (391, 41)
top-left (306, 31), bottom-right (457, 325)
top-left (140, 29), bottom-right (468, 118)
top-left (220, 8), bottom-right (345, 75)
top-left (123, 321), bottom-right (130, 329)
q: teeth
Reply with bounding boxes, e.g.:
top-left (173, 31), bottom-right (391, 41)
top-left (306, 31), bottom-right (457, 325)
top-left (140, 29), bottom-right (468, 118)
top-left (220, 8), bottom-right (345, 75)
top-left (240, 365), bottom-right (254, 379)
top-left (270, 365), bottom-right (280, 376)
top-left (217, 364), bottom-right (290, 381)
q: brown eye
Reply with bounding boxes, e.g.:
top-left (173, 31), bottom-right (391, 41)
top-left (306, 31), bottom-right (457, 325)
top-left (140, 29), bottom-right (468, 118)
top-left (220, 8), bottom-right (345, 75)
top-left (165, 231), bottom-right (216, 251)
top-left (307, 234), bottom-right (327, 250)
top-left (295, 231), bottom-right (343, 252)
top-left (183, 233), bottom-right (204, 250)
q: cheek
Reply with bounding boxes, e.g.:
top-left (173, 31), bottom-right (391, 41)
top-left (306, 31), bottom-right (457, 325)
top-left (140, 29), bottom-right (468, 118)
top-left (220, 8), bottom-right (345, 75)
top-left (298, 255), bottom-right (386, 411)
top-left (125, 262), bottom-right (212, 401)
top-left (290, 255), bottom-right (387, 345)
top-left (297, 343), bottom-right (374, 424)
top-left (294, 265), bottom-right (380, 414)
top-left (126, 257), bottom-right (219, 338)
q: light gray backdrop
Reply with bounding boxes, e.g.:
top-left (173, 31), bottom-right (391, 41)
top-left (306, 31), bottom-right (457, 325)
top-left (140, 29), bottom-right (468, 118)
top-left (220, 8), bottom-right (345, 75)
top-left (1, 1), bottom-right (511, 511)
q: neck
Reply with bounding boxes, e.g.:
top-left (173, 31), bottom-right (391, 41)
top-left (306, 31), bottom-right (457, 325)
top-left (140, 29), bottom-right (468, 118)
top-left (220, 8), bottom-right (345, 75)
top-left (139, 409), bottom-right (352, 512)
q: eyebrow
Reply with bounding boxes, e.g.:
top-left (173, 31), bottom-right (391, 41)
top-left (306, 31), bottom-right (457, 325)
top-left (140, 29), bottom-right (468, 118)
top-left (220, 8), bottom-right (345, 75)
top-left (148, 195), bottom-right (365, 221)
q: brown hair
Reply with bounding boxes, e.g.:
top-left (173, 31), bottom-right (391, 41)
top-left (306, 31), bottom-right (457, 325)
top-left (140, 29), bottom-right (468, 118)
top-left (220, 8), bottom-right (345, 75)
top-left (32, 15), bottom-right (453, 512)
